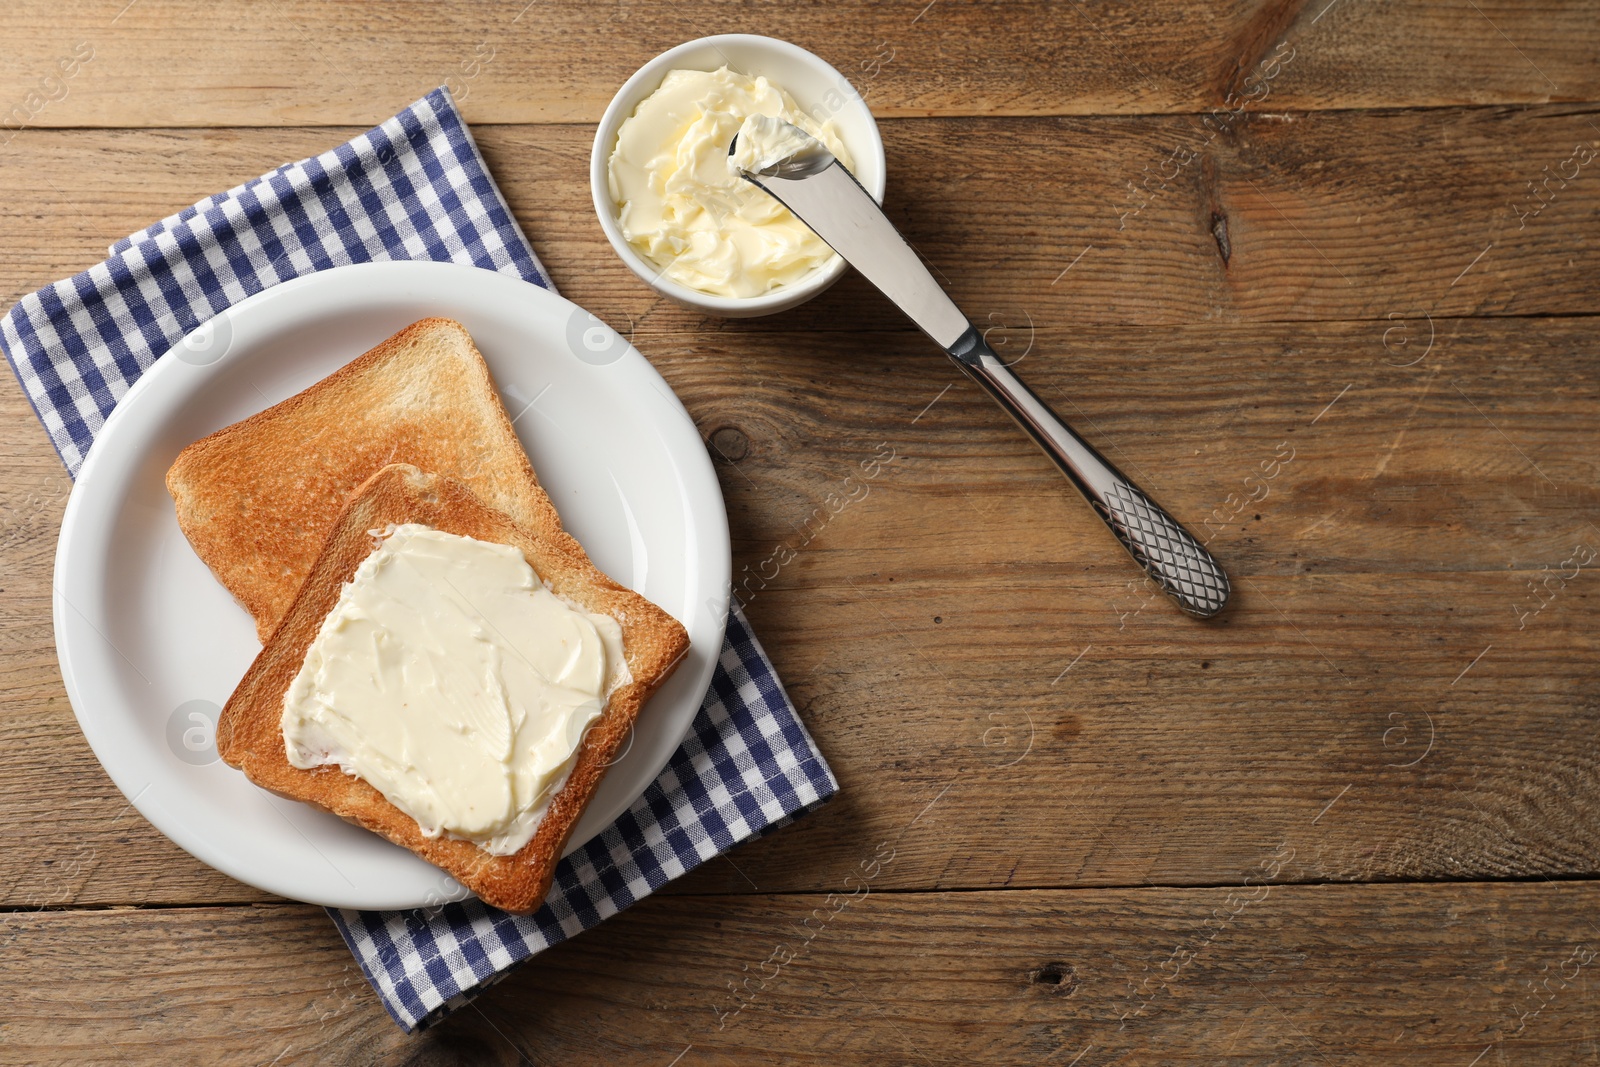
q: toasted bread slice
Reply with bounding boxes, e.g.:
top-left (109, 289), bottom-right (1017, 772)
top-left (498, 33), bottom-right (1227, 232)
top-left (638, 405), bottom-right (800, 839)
top-left (218, 464), bottom-right (690, 914)
top-left (167, 317), bottom-right (587, 642)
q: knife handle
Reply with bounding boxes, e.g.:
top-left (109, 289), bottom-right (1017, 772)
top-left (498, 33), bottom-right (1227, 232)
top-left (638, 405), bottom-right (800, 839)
top-left (947, 326), bottom-right (1230, 619)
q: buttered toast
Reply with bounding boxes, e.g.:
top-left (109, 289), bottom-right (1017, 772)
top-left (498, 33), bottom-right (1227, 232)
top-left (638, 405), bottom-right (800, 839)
top-left (166, 317), bottom-right (587, 641)
top-left (217, 464), bottom-right (690, 914)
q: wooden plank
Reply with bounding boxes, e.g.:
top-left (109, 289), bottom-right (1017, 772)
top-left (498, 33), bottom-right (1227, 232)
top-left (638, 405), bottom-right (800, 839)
top-left (1, 311), bottom-right (1594, 905)
top-left (0, 904), bottom-right (400, 1065)
top-left (3, 883), bottom-right (1598, 1063)
top-left (0, 1), bottom-right (1594, 129)
top-left (2, 108), bottom-right (1599, 331)
top-left (650, 317), bottom-right (1600, 578)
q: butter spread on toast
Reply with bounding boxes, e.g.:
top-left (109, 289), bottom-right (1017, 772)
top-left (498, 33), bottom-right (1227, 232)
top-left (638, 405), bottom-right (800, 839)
top-left (282, 523), bottom-right (628, 856)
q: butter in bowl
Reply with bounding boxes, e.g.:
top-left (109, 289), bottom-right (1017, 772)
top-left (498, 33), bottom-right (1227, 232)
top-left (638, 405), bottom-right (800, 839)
top-left (589, 34), bottom-right (886, 317)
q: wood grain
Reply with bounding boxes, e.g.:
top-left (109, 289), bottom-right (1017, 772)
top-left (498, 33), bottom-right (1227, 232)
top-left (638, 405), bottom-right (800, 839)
top-left (2, 108), bottom-right (1598, 335)
top-left (3, 882), bottom-right (1598, 1064)
top-left (0, 0), bottom-right (1595, 130)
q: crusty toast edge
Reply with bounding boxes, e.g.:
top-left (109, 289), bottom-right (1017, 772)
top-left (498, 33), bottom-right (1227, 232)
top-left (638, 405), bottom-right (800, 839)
top-left (216, 463), bottom-right (690, 914)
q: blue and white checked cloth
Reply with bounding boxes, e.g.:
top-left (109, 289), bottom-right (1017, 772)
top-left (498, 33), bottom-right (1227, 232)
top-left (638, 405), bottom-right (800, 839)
top-left (1, 87), bottom-right (838, 1031)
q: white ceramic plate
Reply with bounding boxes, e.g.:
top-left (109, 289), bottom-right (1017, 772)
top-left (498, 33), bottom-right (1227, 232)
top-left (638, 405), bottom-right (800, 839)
top-left (53, 261), bottom-right (730, 911)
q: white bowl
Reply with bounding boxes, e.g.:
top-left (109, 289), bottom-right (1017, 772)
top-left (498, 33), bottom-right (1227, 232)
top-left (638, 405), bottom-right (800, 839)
top-left (590, 34), bottom-right (887, 318)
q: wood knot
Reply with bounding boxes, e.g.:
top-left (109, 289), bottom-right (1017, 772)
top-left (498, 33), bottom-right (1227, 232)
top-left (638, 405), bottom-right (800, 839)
top-left (1030, 961), bottom-right (1080, 995)
top-left (1211, 211), bottom-right (1232, 266)
top-left (709, 426), bottom-right (750, 462)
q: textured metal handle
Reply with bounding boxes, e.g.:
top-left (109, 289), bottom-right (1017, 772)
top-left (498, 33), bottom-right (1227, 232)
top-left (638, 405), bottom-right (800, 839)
top-left (1090, 480), bottom-right (1231, 618)
top-left (947, 327), bottom-right (1230, 618)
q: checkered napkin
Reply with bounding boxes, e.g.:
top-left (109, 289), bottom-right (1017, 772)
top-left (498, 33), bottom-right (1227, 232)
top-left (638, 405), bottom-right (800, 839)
top-left (1, 87), bottom-right (838, 1031)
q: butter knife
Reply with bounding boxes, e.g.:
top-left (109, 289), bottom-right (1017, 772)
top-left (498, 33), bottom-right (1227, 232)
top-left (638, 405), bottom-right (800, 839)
top-left (732, 128), bottom-right (1229, 618)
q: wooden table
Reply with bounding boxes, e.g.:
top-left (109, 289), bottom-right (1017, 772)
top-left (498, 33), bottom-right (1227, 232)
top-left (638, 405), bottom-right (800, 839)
top-left (3, 2), bottom-right (1598, 1063)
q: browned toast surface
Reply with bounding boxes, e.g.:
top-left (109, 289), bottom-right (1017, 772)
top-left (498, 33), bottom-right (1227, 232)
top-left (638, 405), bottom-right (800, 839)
top-left (217, 463), bottom-right (690, 914)
top-left (166, 317), bottom-right (587, 641)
